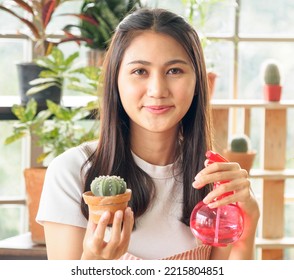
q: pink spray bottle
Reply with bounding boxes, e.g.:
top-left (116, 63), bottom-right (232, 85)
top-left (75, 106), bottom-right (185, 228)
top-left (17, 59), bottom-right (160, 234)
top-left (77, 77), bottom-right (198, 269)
top-left (190, 150), bottom-right (244, 246)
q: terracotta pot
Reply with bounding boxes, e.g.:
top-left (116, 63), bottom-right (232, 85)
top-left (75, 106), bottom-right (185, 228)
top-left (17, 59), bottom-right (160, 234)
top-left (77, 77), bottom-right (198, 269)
top-left (263, 84), bottom-right (282, 102)
top-left (83, 189), bottom-right (132, 224)
top-left (222, 150), bottom-right (256, 174)
top-left (24, 168), bottom-right (46, 244)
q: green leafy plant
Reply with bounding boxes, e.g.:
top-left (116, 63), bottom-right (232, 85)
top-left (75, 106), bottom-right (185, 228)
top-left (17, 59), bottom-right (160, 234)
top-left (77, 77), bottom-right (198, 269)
top-left (4, 98), bottom-right (99, 164)
top-left (90, 175), bottom-right (127, 196)
top-left (67, 65), bottom-right (102, 97)
top-left (229, 134), bottom-right (251, 153)
top-left (0, 0), bottom-right (69, 56)
top-left (61, 0), bottom-right (143, 50)
top-left (26, 46), bottom-right (80, 95)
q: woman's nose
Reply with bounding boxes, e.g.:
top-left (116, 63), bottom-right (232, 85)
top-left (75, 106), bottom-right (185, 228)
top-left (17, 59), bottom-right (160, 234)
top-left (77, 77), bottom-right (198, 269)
top-left (146, 73), bottom-right (169, 98)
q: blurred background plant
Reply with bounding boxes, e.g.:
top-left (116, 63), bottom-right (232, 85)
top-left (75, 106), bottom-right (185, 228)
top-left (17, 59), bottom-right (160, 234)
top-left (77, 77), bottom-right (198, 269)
top-left (0, 0), bottom-right (71, 57)
top-left (60, 0), bottom-right (143, 66)
top-left (61, 0), bottom-right (143, 50)
top-left (4, 98), bottom-right (99, 164)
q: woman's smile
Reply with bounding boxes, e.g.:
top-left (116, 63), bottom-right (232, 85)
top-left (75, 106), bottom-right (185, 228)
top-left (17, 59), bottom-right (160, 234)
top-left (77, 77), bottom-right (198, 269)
top-left (143, 105), bottom-right (174, 114)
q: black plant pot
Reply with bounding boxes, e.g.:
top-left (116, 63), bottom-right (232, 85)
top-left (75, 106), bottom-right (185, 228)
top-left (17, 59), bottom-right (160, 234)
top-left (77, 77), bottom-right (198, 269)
top-left (17, 62), bottom-right (62, 108)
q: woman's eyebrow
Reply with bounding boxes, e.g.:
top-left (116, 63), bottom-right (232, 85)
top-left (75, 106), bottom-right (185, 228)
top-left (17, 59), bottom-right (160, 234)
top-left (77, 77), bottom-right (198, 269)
top-left (127, 60), bottom-right (151, 65)
top-left (127, 59), bottom-right (188, 66)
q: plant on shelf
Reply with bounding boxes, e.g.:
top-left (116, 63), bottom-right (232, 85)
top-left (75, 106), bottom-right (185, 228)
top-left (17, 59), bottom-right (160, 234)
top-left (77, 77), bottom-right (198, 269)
top-left (4, 98), bottom-right (99, 164)
top-left (60, 0), bottom-right (143, 66)
top-left (23, 46), bottom-right (102, 109)
top-left (222, 134), bottom-right (256, 173)
top-left (262, 60), bottom-right (282, 102)
top-left (0, 0), bottom-right (73, 105)
top-left (23, 46), bottom-right (80, 106)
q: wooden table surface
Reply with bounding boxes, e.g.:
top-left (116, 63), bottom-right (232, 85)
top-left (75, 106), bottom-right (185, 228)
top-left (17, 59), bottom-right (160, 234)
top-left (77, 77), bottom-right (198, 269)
top-left (0, 232), bottom-right (47, 260)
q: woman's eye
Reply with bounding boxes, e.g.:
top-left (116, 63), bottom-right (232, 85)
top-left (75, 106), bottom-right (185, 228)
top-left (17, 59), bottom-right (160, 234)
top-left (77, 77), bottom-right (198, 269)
top-left (167, 68), bottom-right (182, 75)
top-left (133, 69), bottom-right (146, 75)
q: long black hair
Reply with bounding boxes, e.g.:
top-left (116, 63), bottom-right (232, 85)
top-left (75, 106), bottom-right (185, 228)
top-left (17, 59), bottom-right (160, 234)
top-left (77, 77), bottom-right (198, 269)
top-left (81, 8), bottom-right (212, 226)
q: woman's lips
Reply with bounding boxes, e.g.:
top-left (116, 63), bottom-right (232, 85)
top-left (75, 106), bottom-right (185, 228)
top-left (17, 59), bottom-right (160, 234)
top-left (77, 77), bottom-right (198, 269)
top-left (144, 105), bottom-right (173, 114)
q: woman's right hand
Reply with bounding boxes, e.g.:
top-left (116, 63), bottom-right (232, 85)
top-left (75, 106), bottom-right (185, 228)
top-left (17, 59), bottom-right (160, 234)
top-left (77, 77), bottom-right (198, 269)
top-left (81, 207), bottom-right (134, 260)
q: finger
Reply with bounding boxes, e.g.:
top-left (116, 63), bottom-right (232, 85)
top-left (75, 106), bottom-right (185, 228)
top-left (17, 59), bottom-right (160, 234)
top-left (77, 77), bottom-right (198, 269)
top-left (94, 211), bottom-right (111, 244)
top-left (86, 218), bottom-right (97, 235)
top-left (98, 210), bottom-right (124, 259)
top-left (121, 207), bottom-right (134, 244)
top-left (203, 177), bottom-right (245, 202)
top-left (204, 178), bottom-right (251, 206)
top-left (113, 207), bottom-right (134, 258)
top-left (108, 210), bottom-right (124, 245)
top-left (194, 165), bottom-right (246, 189)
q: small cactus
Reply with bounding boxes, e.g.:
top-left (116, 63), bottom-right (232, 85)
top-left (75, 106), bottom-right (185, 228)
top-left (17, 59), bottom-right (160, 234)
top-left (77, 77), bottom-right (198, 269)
top-left (230, 135), bottom-right (251, 153)
top-left (90, 175), bottom-right (127, 196)
top-left (264, 62), bottom-right (281, 85)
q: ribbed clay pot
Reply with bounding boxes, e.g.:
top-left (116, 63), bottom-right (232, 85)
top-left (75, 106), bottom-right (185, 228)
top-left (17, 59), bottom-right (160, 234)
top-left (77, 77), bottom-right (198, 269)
top-left (82, 189), bottom-right (132, 225)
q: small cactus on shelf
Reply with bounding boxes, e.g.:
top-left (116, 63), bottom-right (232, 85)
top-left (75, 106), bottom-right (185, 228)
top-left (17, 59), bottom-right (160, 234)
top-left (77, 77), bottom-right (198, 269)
top-left (264, 62), bottom-right (281, 85)
top-left (90, 175), bottom-right (127, 196)
top-left (229, 134), bottom-right (251, 153)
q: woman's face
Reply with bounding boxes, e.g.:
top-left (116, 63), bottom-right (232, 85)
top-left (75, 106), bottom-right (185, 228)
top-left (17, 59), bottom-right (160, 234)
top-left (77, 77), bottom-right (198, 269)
top-left (118, 31), bottom-right (196, 135)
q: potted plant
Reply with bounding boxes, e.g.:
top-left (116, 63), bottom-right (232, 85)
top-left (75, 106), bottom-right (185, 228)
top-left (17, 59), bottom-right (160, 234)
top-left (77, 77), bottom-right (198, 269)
top-left (0, 0), bottom-right (69, 105)
top-left (222, 134), bottom-right (256, 173)
top-left (23, 46), bottom-right (81, 107)
top-left (4, 98), bottom-right (99, 243)
top-left (262, 60), bottom-right (282, 102)
top-left (61, 0), bottom-right (143, 66)
top-left (83, 175), bottom-right (132, 225)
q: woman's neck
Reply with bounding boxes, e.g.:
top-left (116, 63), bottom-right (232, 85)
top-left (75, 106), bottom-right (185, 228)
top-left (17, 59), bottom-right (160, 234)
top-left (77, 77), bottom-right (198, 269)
top-left (130, 126), bottom-right (179, 166)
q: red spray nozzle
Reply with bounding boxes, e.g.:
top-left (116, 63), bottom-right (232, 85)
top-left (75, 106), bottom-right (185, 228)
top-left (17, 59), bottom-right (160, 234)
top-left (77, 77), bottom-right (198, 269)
top-left (206, 150), bottom-right (231, 192)
top-left (206, 150), bottom-right (228, 164)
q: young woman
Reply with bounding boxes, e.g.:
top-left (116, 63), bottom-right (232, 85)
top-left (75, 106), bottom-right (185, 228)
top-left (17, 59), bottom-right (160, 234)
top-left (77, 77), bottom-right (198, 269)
top-left (37, 8), bottom-right (260, 260)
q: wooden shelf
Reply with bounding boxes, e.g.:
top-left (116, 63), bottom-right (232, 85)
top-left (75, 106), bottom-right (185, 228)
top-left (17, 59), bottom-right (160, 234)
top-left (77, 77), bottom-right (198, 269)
top-left (211, 99), bottom-right (294, 109)
top-left (255, 237), bottom-right (294, 249)
top-left (211, 101), bottom-right (293, 260)
top-left (250, 169), bottom-right (294, 180)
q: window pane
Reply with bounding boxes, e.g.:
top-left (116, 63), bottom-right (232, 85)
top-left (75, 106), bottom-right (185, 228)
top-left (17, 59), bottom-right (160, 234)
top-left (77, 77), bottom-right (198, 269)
top-left (0, 40), bottom-right (25, 96)
top-left (0, 7), bottom-right (23, 33)
top-left (208, 41), bottom-right (234, 99)
top-left (145, 0), bottom-right (235, 35)
top-left (0, 205), bottom-right (25, 240)
top-left (238, 42), bottom-right (294, 99)
top-left (240, 0), bottom-right (294, 36)
top-left (0, 122), bottom-right (22, 196)
top-left (144, 0), bottom-right (185, 12)
top-left (192, 0), bottom-right (236, 36)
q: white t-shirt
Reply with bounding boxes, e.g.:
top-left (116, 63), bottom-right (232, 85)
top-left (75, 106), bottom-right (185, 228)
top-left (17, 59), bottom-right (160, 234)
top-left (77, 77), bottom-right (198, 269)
top-left (36, 141), bottom-right (200, 259)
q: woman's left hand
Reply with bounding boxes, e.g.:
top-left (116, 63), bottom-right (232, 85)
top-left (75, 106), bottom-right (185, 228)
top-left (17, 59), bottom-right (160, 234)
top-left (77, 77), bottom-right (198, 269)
top-left (192, 160), bottom-right (253, 214)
